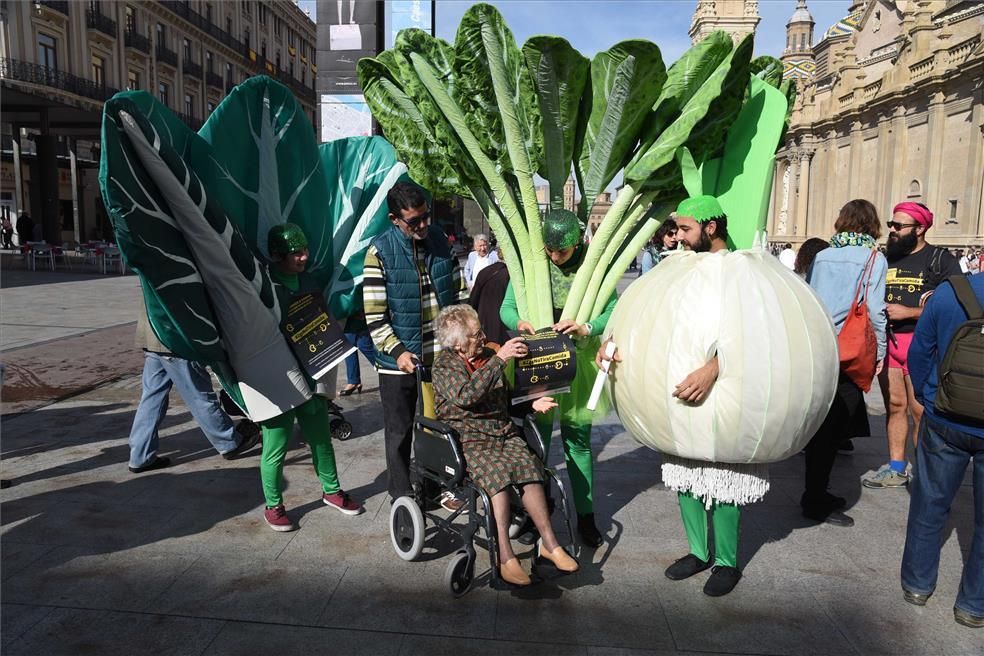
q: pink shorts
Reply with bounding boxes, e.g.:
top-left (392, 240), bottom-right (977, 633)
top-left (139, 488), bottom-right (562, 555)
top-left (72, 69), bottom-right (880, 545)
top-left (887, 331), bottom-right (913, 376)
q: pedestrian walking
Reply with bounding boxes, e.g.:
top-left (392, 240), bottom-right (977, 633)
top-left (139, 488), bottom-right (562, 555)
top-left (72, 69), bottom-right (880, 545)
top-left (128, 296), bottom-right (260, 473)
top-left (901, 272), bottom-right (984, 629)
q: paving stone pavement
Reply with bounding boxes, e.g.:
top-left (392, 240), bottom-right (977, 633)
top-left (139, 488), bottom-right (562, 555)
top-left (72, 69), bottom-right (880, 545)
top-left (1, 272), bottom-right (982, 656)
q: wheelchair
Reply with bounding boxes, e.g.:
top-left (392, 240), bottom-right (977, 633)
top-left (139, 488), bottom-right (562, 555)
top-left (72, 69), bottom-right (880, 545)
top-left (388, 368), bottom-right (575, 596)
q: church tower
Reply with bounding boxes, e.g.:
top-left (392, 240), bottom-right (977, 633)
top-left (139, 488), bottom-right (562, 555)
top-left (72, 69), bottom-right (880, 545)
top-left (689, 0), bottom-right (761, 45)
top-left (782, 0), bottom-right (816, 82)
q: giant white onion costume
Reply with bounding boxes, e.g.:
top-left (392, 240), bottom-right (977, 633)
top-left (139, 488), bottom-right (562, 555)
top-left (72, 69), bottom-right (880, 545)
top-left (602, 194), bottom-right (838, 593)
top-left (608, 248), bottom-right (839, 468)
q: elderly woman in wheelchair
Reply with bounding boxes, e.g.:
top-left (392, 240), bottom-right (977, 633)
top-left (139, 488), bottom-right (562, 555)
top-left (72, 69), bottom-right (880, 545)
top-left (432, 305), bottom-right (579, 586)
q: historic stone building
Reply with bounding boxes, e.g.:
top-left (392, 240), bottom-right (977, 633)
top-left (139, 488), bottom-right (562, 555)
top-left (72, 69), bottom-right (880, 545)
top-left (768, 0), bottom-right (984, 248)
top-left (1, 1), bottom-right (317, 245)
top-left (690, 0), bottom-right (760, 45)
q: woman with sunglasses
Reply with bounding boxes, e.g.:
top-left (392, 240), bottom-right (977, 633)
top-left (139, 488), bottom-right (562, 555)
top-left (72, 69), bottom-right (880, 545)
top-left (802, 199), bottom-right (888, 527)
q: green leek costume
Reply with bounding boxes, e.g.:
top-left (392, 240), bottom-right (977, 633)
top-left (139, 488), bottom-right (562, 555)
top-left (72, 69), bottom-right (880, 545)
top-left (260, 227), bottom-right (342, 507)
top-left (499, 214), bottom-right (617, 516)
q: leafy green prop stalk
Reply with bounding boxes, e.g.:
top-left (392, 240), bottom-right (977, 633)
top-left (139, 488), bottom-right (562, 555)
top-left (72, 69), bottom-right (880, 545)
top-left (359, 3), bottom-right (783, 328)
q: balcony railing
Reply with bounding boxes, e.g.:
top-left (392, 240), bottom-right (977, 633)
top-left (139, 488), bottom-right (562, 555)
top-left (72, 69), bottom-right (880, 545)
top-left (38, 1), bottom-right (69, 16)
top-left (124, 30), bottom-right (151, 54)
top-left (176, 112), bottom-right (203, 132)
top-left (183, 59), bottom-right (202, 79)
top-left (205, 71), bottom-right (224, 88)
top-left (86, 9), bottom-right (117, 38)
top-left (0, 58), bottom-right (119, 103)
top-left (159, 0), bottom-right (246, 54)
top-left (156, 45), bottom-right (178, 68)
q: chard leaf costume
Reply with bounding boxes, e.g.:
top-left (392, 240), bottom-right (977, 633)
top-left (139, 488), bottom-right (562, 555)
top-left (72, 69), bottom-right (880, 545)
top-left (99, 77), bottom-right (404, 526)
top-left (500, 210), bottom-right (617, 547)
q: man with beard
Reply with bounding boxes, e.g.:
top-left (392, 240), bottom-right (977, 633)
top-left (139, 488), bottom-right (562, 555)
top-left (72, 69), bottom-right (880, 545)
top-left (862, 202), bottom-right (962, 489)
top-left (599, 196), bottom-right (763, 596)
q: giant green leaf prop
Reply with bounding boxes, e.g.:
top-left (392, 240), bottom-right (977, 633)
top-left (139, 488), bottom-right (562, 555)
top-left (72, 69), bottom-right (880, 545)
top-left (359, 3), bottom-right (786, 329)
top-left (101, 78), bottom-right (407, 417)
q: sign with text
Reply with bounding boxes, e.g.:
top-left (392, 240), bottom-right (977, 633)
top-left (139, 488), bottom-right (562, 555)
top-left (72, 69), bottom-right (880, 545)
top-left (509, 329), bottom-right (577, 404)
top-left (282, 293), bottom-right (355, 380)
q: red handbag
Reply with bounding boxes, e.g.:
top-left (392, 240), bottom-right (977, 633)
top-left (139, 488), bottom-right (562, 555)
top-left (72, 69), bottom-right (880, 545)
top-left (838, 250), bottom-right (878, 392)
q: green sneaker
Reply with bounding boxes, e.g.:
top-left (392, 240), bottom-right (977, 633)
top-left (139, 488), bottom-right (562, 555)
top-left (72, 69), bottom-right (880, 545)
top-left (862, 464), bottom-right (910, 489)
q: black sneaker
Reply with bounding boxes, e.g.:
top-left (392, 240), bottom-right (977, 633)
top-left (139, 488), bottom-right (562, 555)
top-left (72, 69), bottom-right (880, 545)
top-left (665, 554), bottom-right (712, 581)
top-left (128, 456), bottom-right (172, 474)
top-left (223, 422), bottom-right (261, 460)
top-left (903, 588), bottom-right (931, 606)
top-left (802, 507), bottom-right (855, 527)
top-left (837, 439), bottom-right (855, 454)
top-left (704, 565), bottom-right (742, 596)
top-left (577, 513), bottom-right (604, 548)
top-left (954, 607), bottom-right (984, 628)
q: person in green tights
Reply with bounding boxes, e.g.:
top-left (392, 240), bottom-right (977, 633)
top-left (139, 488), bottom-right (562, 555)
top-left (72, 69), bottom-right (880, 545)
top-left (597, 195), bottom-right (769, 596)
top-left (499, 210), bottom-right (617, 548)
top-left (260, 223), bottom-right (365, 532)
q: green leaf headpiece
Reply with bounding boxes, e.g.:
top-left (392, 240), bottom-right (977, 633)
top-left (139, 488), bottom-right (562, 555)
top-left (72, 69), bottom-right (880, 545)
top-left (267, 223), bottom-right (308, 258)
top-left (542, 209), bottom-right (583, 249)
top-left (676, 195), bottom-right (725, 223)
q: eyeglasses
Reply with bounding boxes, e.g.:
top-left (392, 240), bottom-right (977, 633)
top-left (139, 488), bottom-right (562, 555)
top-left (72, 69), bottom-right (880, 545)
top-left (886, 221), bottom-right (920, 231)
top-left (396, 210), bottom-right (431, 228)
top-left (467, 328), bottom-right (485, 340)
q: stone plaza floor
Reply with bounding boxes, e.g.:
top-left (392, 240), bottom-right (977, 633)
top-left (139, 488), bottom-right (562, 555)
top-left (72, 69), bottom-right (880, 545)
top-left (1, 268), bottom-right (982, 655)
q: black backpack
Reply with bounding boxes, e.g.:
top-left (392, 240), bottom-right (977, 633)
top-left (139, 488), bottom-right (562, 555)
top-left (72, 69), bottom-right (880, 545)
top-left (935, 275), bottom-right (984, 425)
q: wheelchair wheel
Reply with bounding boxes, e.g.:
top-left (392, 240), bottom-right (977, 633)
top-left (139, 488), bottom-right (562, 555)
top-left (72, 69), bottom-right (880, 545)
top-left (390, 496), bottom-right (425, 561)
top-left (444, 550), bottom-right (474, 597)
top-left (330, 418), bottom-right (353, 441)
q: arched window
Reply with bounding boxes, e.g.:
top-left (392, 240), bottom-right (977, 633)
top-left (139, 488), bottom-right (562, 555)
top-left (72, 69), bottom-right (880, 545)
top-left (908, 179), bottom-right (922, 198)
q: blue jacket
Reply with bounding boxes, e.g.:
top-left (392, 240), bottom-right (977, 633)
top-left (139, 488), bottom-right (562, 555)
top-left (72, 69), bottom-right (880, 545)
top-left (910, 273), bottom-right (984, 438)
top-left (808, 245), bottom-right (888, 361)
top-left (369, 224), bottom-right (458, 371)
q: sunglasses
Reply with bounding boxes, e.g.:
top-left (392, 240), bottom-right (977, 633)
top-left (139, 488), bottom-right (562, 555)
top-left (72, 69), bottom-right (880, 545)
top-left (886, 221), bottom-right (920, 231)
top-left (395, 210), bottom-right (431, 228)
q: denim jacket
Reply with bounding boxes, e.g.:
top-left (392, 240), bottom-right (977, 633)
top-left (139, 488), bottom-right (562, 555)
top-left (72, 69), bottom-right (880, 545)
top-left (807, 245), bottom-right (888, 362)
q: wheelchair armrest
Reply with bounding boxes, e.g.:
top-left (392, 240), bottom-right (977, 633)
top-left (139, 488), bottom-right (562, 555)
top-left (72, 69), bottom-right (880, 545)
top-left (521, 413), bottom-right (546, 463)
top-left (413, 414), bottom-right (467, 488)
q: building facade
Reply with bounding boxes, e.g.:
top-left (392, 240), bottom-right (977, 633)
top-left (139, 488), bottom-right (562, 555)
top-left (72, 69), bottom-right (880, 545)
top-left (1, 0), bottom-right (317, 246)
top-left (769, 0), bottom-right (983, 248)
top-left (690, 0), bottom-right (760, 45)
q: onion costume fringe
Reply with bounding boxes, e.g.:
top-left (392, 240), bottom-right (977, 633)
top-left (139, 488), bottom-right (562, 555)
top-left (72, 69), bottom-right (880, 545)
top-left (661, 454), bottom-right (770, 509)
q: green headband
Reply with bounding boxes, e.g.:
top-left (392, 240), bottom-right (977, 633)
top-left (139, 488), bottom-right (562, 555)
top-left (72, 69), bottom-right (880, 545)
top-left (676, 195), bottom-right (725, 223)
top-left (542, 209), bottom-right (583, 250)
top-left (268, 223), bottom-right (308, 257)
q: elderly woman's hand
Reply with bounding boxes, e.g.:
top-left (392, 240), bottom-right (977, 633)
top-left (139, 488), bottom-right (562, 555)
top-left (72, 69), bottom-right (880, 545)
top-left (495, 336), bottom-right (528, 363)
top-left (532, 396), bottom-right (558, 413)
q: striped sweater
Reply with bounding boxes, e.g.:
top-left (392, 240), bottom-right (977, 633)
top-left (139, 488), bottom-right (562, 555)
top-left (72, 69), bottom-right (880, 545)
top-left (363, 241), bottom-right (467, 373)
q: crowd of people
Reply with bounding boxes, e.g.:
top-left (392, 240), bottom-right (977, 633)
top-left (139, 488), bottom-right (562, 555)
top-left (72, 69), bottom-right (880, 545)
top-left (122, 182), bottom-right (982, 623)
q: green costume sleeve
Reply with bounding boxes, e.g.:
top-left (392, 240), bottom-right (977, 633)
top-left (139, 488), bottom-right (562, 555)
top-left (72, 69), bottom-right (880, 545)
top-left (499, 281), bottom-right (521, 330)
top-left (587, 290), bottom-right (618, 336)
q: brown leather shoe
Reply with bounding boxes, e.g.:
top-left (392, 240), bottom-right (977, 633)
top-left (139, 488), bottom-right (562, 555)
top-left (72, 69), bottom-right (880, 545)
top-left (539, 545), bottom-right (579, 573)
top-left (500, 557), bottom-right (531, 586)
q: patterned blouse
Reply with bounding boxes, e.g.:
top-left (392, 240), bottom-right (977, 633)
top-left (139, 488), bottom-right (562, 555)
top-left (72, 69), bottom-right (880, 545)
top-left (432, 347), bottom-right (518, 443)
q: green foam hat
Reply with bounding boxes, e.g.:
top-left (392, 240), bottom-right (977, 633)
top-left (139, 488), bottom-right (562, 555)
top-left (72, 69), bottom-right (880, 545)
top-left (541, 209), bottom-right (583, 250)
top-left (267, 223), bottom-right (308, 257)
top-left (676, 195), bottom-right (725, 223)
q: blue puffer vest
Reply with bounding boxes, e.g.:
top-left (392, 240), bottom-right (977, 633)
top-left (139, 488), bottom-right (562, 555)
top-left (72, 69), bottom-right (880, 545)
top-left (371, 224), bottom-right (457, 371)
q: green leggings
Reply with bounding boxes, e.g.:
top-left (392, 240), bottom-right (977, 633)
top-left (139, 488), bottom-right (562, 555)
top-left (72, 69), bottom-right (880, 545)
top-left (259, 396), bottom-right (340, 507)
top-left (536, 412), bottom-right (594, 515)
top-left (678, 491), bottom-right (740, 568)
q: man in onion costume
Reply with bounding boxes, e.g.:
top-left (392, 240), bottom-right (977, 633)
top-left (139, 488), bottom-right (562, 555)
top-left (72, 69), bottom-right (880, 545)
top-left (599, 195), bottom-right (784, 597)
